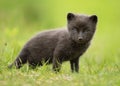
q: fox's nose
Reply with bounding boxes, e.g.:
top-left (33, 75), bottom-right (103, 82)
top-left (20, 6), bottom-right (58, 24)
top-left (78, 37), bottom-right (83, 41)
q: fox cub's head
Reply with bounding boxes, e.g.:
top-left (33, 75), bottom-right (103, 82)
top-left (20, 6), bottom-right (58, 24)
top-left (67, 13), bottom-right (98, 44)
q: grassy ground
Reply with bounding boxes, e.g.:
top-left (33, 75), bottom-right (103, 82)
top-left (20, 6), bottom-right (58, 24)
top-left (0, 0), bottom-right (120, 86)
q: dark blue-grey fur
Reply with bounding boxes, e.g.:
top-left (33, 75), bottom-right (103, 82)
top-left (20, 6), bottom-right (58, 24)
top-left (8, 13), bottom-right (98, 72)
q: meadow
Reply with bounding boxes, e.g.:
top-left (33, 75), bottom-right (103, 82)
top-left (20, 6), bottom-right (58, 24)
top-left (0, 0), bottom-right (120, 86)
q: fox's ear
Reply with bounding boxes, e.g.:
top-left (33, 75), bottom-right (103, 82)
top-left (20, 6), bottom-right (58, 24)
top-left (89, 15), bottom-right (98, 23)
top-left (67, 13), bottom-right (75, 21)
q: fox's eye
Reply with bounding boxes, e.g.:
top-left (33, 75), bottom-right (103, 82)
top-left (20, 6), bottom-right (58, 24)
top-left (83, 27), bottom-right (90, 32)
top-left (71, 27), bottom-right (76, 30)
top-left (87, 29), bottom-right (91, 31)
top-left (71, 28), bottom-right (74, 30)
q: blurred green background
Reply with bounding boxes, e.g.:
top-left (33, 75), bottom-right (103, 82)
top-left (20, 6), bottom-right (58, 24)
top-left (0, 0), bottom-right (119, 29)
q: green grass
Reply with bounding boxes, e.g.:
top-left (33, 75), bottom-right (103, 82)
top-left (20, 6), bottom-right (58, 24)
top-left (0, 0), bottom-right (120, 86)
